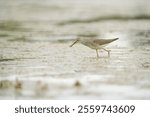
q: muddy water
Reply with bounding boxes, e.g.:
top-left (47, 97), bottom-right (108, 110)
top-left (0, 0), bottom-right (150, 99)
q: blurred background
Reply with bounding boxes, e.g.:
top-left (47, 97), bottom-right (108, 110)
top-left (0, 0), bottom-right (150, 99)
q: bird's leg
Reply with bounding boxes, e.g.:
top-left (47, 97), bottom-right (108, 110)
top-left (96, 49), bottom-right (99, 58)
top-left (102, 48), bottom-right (111, 57)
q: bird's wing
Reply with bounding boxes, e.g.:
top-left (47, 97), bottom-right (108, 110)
top-left (93, 38), bottom-right (118, 45)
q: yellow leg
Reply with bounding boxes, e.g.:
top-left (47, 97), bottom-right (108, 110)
top-left (102, 48), bottom-right (111, 57)
top-left (96, 49), bottom-right (99, 58)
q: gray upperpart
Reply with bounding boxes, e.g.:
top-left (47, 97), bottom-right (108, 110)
top-left (70, 37), bottom-right (119, 48)
top-left (92, 38), bottom-right (119, 45)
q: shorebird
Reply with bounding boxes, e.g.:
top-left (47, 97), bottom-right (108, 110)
top-left (70, 38), bottom-right (119, 58)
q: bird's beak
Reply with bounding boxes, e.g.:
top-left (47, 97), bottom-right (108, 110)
top-left (70, 39), bottom-right (79, 47)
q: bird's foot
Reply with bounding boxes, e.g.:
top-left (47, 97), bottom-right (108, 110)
top-left (102, 48), bottom-right (111, 57)
top-left (107, 50), bottom-right (111, 57)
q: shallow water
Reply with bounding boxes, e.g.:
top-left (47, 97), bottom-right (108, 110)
top-left (0, 0), bottom-right (150, 99)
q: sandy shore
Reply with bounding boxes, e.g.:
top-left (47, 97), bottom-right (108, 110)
top-left (0, 37), bottom-right (150, 99)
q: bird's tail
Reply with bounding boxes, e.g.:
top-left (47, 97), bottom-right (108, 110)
top-left (110, 38), bottom-right (119, 42)
top-left (113, 38), bottom-right (119, 41)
